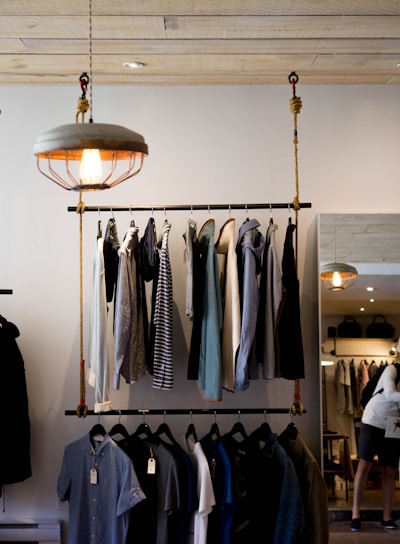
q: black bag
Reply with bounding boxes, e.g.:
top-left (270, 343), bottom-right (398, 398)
top-left (337, 315), bottom-right (362, 338)
top-left (360, 363), bottom-right (400, 408)
top-left (366, 315), bottom-right (395, 339)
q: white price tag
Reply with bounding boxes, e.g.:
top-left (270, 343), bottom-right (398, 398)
top-left (90, 468), bottom-right (98, 485)
top-left (147, 457), bottom-right (156, 474)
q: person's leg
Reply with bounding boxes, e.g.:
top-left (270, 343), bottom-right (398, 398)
top-left (352, 458), bottom-right (372, 519)
top-left (382, 465), bottom-right (397, 522)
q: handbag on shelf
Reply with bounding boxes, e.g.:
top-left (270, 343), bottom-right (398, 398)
top-left (337, 315), bottom-right (362, 338)
top-left (366, 315), bottom-right (395, 339)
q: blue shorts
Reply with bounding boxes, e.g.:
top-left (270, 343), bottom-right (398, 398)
top-left (358, 423), bottom-right (400, 468)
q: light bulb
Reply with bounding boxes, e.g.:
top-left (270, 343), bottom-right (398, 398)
top-left (332, 271), bottom-right (343, 289)
top-left (80, 149), bottom-right (102, 185)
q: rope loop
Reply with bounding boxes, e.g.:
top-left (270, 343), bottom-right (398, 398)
top-left (79, 72), bottom-right (89, 98)
top-left (76, 73), bottom-right (90, 123)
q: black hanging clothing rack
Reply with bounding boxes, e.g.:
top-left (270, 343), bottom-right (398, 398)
top-left (0, 290), bottom-right (12, 294)
top-left (67, 202), bottom-right (312, 213)
top-left (65, 407), bottom-right (306, 416)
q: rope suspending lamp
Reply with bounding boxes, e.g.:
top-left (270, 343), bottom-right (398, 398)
top-left (33, 0), bottom-right (148, 417)
top-left (288, 71), bottom-right (304, 416)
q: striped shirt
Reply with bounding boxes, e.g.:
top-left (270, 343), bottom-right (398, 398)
top-left (152, 221), bottom-right (174, 389)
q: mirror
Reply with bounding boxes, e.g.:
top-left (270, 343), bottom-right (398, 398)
top-left (319, 214), bottom-right (400, 497)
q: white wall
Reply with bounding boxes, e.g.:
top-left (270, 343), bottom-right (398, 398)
top-left (0, 84), bottom-right (399, 536)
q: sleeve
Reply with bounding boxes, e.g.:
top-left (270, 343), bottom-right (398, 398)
top-left (57, 448), bottom-right (71, 502)
top-left (116, 455), bottom-right (146, 517)
top-left (382, 365), bottom-right (400, 404)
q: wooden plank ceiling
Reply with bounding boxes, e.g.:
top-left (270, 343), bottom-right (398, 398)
top-left (1, 0), bottom-right (400, 85)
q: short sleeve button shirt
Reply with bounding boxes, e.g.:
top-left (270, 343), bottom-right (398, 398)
top-left (58, 433), bottom-right (145, 544)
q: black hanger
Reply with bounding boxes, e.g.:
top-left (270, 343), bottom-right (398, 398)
top-left (132, 420), bottom-right (157, 443)
top-left (228, 420), bottom-right (248, 441)
top-left (209, 421), bottom-right (221, 441)
top-left (250, 421), bottom-right (272, 449)
top-left (90, 420), bottom-right (106, 442)
top-left (185, 422), bottom-right (198, 443)
top-left (97, 219), bottom-right (102, 239)
top-left (286, 422), bottom-right (298, 439)
top-left (155, 421), bottom-right (178, 445)
top-left (109, 422), bottom-right (129, 440)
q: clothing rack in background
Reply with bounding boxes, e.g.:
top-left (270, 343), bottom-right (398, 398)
top-left (67, 202), bottom-right (312, 214)
top-left (0, 290), bottom-right (12, 294)
top-left (65, 407), bottom-right (306, 416)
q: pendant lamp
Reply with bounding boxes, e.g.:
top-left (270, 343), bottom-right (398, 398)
top-left (320, 216), bottom-right (358, 291)
top-left (33, 0), bottom-right (148, 191)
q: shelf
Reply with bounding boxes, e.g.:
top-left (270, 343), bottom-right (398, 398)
top-left (322, 337), bottom-right (396, 358)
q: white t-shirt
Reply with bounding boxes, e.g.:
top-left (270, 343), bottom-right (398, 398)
top-left (362, 364), bottom-right (400, 429)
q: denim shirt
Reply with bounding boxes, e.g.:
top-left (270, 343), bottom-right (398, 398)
top-left (235, 219), bottom-right (265, 391)
top-left (57, 433), bottom-right (145, 544)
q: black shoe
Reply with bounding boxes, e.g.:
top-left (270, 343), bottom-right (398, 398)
top-left (381, 519), bottom-right (397, 529)
top-left (351, 518), bottom-right (361, 531)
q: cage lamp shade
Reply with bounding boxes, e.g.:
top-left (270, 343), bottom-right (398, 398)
top-left (33, 122), bottom-right (148, 191)
top-left (320, 262), bottom-right (358, 291)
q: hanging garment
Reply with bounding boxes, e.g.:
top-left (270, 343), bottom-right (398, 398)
top-left (256, 220), bottom-right (282, 379)
top-left (152, 221), bottom-right (174, 390)
top-left (234, 219), bottom-right (265, 391)
top-left (183, 217), bottom-right (197, 321)
top-left (200, 432), bottom-right (235, 544)
top-left (187, 223), bottom-right (208, 380)
top-left (215, 217), bottom-right (241, 392)
top-left (248, 431), bottom-right (304, 543)
top-left (87, 235), bottom-right (112, 412)
top-left (196, 219), bottom-right (223, 401)
top-left (278, 424), bottom-right (329, 544)
top-left (121, 432), bottom-right (183, 544)
top-left (140, 217), bottom-right (160, 374)
top-left (185, 432), bottom-right (216, 544)
top-left (57, 433), bottom-right (145, 544)
top-left (274, 221), bottom-right (305, 380)
top-left (114, 225), bottom-right (146, 389)
top-left (103, 217), bottom-right (120, 304)
top-left (0, 316), bottom-right (31, 486)
top-left (335, 359), bottom-right (354, 415)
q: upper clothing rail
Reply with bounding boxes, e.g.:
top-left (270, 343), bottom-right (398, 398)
top-left (67, 202), bottom-right (312, 213)
top-left (65, 407), bottom-right (306, 416)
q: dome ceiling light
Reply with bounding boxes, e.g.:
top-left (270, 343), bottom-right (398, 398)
top-left (320, 216), bottom-right (358, 291)
top-left (33, 0), bottom-right (148, 192)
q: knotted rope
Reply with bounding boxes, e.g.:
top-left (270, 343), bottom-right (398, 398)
top-left (76, 194), bottom-right (88, 418)
top-left (288, 72), bottom-right (304, 416)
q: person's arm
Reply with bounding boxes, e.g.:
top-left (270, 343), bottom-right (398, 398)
top-left (382, 365), bottom-right (400, 403)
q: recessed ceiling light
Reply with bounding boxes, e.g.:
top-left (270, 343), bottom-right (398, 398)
top-left (369, 298), bottom-right (375, 303)
top-left (366, 287), bottom-right (374, 292)
top-left (123, 62), bottom-right (145, 69)
top-left (360, 307), bottom-right (365, 312)
top-left (397, 62), bottom-right (400, 68)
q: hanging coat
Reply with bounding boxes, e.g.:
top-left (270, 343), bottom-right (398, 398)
top-left (140, 217), bottom-right (160, 374)
top-left (88, 235), bottom-right (112, 412)
top-left (197, 219), bottom-right (223, 401)
top-left (215, 217), bottom-right (241, 392)
top-left (274, 221), bottom-right (305, 380)
top-left (256, 220), bottom-right (282, 379)
top-left (0, 316), bottom-right (31, 486)
top-left (114, 226), bottom-right (146, 389)
top-left (234, 219), bottom-right (265, 391)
